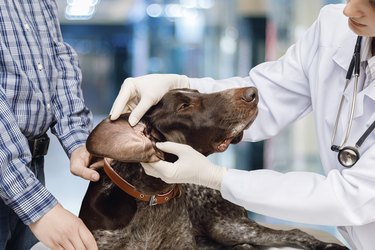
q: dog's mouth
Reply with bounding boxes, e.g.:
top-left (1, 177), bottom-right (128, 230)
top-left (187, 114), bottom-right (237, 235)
top-left (216, 110), bottom-right (258, 152)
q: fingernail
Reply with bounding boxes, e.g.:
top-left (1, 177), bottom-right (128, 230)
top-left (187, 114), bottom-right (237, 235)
top-left (91, 173), bottom-right (99, 181)
top-left (109, 114), bottom-right (117, 121)
top-left (128, 116), bottom-right (137, 126)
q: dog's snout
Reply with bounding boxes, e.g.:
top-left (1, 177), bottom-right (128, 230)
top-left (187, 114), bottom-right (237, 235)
top-left (242, 87), bottom-right (258, 103)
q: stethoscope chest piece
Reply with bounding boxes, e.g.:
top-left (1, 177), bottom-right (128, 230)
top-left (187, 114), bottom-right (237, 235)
top-left (337, 146), bottom-right (359, 168)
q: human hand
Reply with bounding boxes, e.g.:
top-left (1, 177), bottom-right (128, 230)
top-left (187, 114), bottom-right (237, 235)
top-left (109, 74), bottom-right (189, 126)
top-left (141, 142), bottom-right (227, 190)
top-left (29, 203), bottom-right (98, 250)
top-left (70, 146), bottom-right (100, 182)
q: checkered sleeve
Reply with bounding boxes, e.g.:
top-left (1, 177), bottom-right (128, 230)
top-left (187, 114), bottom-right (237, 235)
top-left (42, 1), bottom-right (93, 156)
top-left (0, 89), bottom-right (57, 225)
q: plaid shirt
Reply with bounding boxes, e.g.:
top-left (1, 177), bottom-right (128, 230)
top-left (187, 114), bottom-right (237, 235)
top-left (0, 0), bottom-right (93, 225)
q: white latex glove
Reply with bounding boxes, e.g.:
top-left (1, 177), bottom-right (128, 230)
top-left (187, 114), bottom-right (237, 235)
top-left (110, 74), bottom-right (189, 126)
top-left (141, 142), bottom-right (227, 190)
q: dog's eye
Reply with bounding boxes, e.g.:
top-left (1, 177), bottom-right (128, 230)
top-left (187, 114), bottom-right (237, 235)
top-left (177, 103), bottom-right (190, 111)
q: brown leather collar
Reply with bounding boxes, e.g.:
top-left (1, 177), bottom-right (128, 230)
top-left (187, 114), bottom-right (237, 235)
top-left (103, 158), bottom-right (180, 206)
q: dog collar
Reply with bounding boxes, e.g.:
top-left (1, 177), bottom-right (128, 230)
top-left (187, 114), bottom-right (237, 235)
top-left (103, 158), bottom-right (181, 206)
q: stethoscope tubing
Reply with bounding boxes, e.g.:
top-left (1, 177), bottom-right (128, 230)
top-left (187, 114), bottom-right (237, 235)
top-left (331, 36), bottom-right (362, 151)
top-left (356, 120), bottom-right (375, 148)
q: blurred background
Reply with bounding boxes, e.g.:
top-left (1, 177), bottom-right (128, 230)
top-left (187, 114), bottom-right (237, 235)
top-left (44, 0), bottom-right (346, 245)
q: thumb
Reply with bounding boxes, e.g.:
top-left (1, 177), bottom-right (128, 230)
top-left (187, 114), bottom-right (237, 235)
top-left (72, 165), bottom-right (100, 182)
top-left (141, 162), bottom-right (161, 177)
top-left (141, 161), bottom-right (174, 178)
top-left (144, 160), bottom-right (174, 172)
top-left (128, 98), bottom-right (156, 126)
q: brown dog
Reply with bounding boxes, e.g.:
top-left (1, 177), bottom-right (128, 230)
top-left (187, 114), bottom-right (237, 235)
top-left (79, 87), bottom-right (347, 250)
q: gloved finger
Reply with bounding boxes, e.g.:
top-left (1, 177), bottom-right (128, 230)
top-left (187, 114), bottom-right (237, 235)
top-left (109, 80), bottom-right (134, 120)
top-left (110, 92), bottom-right (131, 120)
top-left (142, 161), bottom-right (177, 183)
top-left (155, 141), bottom-right (191, 155)
top-left (141, 162), bottom-right (162, 177)
top-left (144, 160), bottom-right (175, 175)
top-left (122, 99), bottom-right (138, 114)
top-left (142, 161), bottom-right (175, 175)
top-left (128, 98), bottom-right (157, 126)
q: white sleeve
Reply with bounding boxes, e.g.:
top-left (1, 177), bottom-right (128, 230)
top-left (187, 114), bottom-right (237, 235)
top-left (221, 144), bottom-right (375, 226)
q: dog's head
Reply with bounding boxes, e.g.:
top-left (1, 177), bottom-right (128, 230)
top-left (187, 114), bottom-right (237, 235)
top-left (86, 87), bottom-right (258, 163)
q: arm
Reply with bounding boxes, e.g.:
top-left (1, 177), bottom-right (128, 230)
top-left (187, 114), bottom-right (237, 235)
top-left (0, 98), bottom-right (95, 248)
top-left (49, 31), bottom-right (93, 157)
top-left (0, 88), bottom-right (57, 225)
top-left (44, 2), bottom-right (93, 157)
top-left (143, 142), bottom-right (375, 227)
top-left (221, 144), bottom-right (375, 226)
top-left (42, 2), bottom-right (98, 181)
top-left (22, 2), bottom-right (98, 248)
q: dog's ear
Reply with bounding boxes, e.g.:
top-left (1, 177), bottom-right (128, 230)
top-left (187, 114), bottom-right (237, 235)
top-left (86, 114), bottom-right (163, 163)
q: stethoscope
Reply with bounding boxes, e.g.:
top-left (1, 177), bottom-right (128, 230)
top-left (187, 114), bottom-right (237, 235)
top-left (331, 36), bottom-right (375, 168)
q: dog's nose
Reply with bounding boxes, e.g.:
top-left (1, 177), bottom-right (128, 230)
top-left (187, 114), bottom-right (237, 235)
top-left (242, 87), bottom-right (258, 103)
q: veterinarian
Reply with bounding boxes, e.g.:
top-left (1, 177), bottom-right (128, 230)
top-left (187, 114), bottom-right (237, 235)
top-left (0, 1), bottom-right (99, 250)
top-left (110, 1), bottom-right (375, 250)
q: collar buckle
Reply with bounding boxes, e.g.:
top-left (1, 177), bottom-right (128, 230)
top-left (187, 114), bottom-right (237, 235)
top-left (149, 195), bottom-right (158, 206)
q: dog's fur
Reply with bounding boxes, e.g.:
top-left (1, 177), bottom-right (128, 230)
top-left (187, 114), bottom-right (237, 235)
top-left (79, 87), bottom-right (347, 250)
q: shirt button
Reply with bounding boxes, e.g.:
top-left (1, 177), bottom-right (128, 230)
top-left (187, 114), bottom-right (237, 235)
top-left (37, 63), bottom-right (43, 71)
top-left (24, 23), bottom-right (30, 31)
top-left (46, 104), bottom-right (51, 110)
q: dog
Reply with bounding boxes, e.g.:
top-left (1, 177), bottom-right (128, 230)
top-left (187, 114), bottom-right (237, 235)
top-left (79, 87), bottom-right (348, 250)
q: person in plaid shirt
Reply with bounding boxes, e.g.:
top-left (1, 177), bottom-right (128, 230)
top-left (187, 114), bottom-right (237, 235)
top-left (0, 1), bottom-right (99, 249)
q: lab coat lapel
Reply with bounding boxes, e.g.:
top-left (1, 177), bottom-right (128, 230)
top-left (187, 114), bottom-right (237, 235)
top-left (365, 83), bottom-right (375, 101)
top-left (330, 34), bottom-right (356, 124)
top-left (332, 34), bottom-right (357, 72)
top-left (332, 34), bottom-right (368, 119)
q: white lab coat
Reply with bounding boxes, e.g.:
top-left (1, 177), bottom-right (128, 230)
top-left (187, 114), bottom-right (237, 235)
top-left (189, 4), bottom-right (375, 250)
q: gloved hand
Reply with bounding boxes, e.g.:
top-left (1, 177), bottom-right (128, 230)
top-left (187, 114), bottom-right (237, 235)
top-left (110, 74), bottom-right (189, 126)
top-left (141, 142), bottom-right (227, 190)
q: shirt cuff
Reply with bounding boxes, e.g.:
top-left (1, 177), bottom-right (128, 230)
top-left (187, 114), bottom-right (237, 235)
top-left (5, 178), bottom-right (58, 225)
top-left (58, 128), bottom-right (90, 156)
